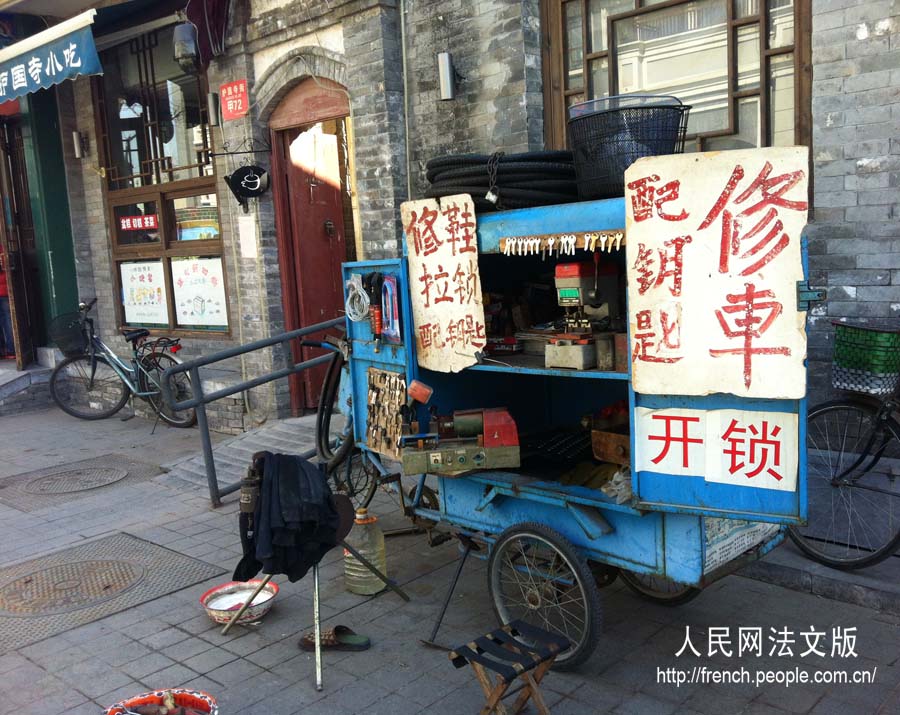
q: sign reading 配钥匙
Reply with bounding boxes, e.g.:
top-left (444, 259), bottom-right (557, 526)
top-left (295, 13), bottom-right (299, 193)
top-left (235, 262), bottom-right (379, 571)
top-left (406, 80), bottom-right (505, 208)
top-left (625, 147), bottom-right (809, 399)
top-left (401, 194), bottom-right (485, 373)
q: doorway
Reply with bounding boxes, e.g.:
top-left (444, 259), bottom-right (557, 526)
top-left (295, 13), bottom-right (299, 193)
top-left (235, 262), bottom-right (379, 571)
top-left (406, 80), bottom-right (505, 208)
top-left (269, 78), bottom-right (358, 413)
top-left (0, 119), bottom-right (40, 370)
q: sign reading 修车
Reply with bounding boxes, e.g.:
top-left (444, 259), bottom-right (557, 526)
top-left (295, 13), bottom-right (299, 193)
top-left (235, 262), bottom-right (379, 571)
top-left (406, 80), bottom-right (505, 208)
top-left (625, 147), bottom-right (809, 400)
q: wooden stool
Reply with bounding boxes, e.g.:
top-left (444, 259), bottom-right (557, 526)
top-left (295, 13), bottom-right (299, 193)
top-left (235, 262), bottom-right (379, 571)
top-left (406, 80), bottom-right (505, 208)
top-left (449, 620), bottom-right (570, 715)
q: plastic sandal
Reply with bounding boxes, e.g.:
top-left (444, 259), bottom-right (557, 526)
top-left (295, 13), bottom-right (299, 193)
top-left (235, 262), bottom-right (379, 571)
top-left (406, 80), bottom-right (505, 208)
top-left (298, 625), bottom-right (371, 652)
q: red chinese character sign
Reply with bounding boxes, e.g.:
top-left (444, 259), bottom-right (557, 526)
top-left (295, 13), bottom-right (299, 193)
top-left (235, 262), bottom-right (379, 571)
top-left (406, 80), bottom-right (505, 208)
top-left (625, 147), bottom-right (809, 399)
top-left (401, 194), bottom-right (486, 373)
top-left (220, 79), bottom-right (249, 121)
top-left (634, 407), bottom-right (798, 493)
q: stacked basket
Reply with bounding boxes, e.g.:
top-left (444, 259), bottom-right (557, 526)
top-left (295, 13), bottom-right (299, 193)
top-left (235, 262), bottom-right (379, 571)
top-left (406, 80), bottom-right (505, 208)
top-left (567, 94), bottom-right (690, 200)
top-left (831, 323), bottom-right (900, 396)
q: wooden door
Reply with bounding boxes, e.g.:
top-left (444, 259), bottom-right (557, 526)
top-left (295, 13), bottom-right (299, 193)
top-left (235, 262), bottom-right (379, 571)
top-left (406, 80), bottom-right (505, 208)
top-left (275, 124), bottom-right (347, 410)
top-left (0, 121), bottom-right (37, 369)
top-left (269, 77), bottom-right (352, 414)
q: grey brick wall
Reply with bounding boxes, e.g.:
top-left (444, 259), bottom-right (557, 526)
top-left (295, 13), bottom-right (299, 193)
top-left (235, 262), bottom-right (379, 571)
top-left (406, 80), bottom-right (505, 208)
top-left (807, 0), bottom-right (900, 399)
top-left (404, 0), bottom-right (544, 200)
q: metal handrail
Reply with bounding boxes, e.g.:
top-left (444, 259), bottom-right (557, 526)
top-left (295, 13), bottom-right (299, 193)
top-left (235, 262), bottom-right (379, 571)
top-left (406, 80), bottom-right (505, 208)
top-left (161, 316), bottom-right (344, 505)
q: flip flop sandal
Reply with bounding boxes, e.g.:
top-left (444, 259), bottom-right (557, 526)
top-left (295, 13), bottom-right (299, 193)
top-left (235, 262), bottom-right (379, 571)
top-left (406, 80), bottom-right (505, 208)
top-left (299, 625), bottom-right (371, 652)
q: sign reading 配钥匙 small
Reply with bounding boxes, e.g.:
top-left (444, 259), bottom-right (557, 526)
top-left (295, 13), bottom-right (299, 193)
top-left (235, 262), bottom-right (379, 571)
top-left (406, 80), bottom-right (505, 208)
top-left (625, 147), bottom-right (809, 399)
top-left (401, 194), bottom-right (486, 373)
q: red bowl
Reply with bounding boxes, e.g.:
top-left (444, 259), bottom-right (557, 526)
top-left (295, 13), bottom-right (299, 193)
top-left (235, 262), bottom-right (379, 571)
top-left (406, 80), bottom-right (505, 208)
top-left (105, 688), bottom-right (218, 715)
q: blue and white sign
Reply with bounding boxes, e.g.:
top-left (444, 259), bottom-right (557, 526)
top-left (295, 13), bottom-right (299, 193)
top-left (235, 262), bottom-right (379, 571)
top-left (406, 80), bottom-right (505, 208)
top-left (0, 10), bottom-right (101, 102)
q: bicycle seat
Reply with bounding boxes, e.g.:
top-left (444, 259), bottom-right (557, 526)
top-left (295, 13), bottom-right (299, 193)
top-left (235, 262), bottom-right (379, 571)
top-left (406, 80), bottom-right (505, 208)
top-left (122, 328), bottom-right (150, 343)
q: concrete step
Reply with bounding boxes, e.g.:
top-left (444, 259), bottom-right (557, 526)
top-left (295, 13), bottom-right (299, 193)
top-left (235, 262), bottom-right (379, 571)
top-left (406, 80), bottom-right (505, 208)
top-left (0, 365), bottom-right (52, 400)
top-left (36, 346), bottom-right (64, 369)
top-left (740, 538), bottom-right (900, 614)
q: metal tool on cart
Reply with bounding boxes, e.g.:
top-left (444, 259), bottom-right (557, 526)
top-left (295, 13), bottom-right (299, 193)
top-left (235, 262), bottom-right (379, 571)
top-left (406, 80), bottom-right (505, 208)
top-left (546, 258), bottom-right (620, 370)
top-left (401, 393), bottom-right (521, 474)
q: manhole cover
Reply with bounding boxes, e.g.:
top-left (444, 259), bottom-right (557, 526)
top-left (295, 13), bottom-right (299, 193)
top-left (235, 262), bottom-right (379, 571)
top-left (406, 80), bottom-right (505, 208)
top-left (0, 559), bottom-right (145, 616)
top-left (0, 455), bottom-right (161, 513)
top-left (23, 467), bottom-right (130, 494)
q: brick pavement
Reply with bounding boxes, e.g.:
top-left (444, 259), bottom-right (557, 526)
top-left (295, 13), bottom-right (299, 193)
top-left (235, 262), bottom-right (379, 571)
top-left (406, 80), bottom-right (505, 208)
top-left (1, 408), bottom-right (898, 714)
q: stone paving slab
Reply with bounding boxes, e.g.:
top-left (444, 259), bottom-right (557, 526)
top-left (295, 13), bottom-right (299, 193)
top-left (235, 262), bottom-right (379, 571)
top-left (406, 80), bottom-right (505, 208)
top-left (1, 408), bottom-right (899, 714)
top-left (0, 532), bottom-right (225, 651)
top-left (0, 454), bottom-right (162, 512)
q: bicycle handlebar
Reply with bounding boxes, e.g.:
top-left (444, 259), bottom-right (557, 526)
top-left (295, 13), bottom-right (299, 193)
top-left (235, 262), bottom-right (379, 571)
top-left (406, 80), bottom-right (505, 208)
top-left (79, 297), bottom-right (97, 312)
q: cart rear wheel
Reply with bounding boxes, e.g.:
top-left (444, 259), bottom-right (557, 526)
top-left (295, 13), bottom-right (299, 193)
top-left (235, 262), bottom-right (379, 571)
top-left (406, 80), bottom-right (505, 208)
top-left (488, 522), bottom-right (602, 671)
top-left (619, 570), bottom-right (701, 606)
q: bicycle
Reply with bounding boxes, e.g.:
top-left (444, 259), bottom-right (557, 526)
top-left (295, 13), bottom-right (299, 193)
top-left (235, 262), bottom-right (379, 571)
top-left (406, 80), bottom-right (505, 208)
top-left (47, 298), bottom-right (197, 427)
top-left (789, 323), bottom-right (900, 569)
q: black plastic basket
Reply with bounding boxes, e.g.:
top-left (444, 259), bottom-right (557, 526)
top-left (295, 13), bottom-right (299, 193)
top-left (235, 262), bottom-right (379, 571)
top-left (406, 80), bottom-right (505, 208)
top-left (567, 94), bottom-right (690, 200)
top-left (47, 312), bottom-right (87, 357)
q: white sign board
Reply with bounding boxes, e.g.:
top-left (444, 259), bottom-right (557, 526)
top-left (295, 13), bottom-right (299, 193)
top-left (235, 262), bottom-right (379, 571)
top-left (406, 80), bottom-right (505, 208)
top-left (401, 194), bottom-right (486, 372)
top-left (634, 407), bottom-right (798, 492)
top-left (625, 147), bottom-right (809, 398)
top-left (172, 257), bottom-right (229, 327)
top-left (120, 260), bottom-right (168, 325)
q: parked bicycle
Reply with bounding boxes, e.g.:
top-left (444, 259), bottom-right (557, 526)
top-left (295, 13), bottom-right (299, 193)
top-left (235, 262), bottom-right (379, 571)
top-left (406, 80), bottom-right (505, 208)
top-left (47, 298), bottom-right (197, 427)
top-left (791, 323), bottom-right (900, 569)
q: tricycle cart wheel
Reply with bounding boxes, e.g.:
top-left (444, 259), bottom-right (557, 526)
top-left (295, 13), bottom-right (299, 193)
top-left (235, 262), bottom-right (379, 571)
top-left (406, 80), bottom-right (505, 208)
top-left (488, 522), bottom-right (602, 671)
top-left (619, 570), bottom-right (701, 606)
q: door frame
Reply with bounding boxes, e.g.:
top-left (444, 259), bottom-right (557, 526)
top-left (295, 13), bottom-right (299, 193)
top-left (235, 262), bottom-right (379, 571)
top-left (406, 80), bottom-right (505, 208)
top-left (269, 77), bottom-right (352, 414)
top-left (0, 120), bottom-right (36, 369)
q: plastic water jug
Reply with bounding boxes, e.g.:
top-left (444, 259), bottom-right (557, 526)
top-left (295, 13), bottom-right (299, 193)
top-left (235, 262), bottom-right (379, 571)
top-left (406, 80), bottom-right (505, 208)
top-left (344, 508), bottom-right (387, 595)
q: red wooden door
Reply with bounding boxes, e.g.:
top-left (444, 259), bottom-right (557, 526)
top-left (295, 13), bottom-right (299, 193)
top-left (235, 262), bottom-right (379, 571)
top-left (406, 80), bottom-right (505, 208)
top-left (277, 125), bottom-right (347, 409)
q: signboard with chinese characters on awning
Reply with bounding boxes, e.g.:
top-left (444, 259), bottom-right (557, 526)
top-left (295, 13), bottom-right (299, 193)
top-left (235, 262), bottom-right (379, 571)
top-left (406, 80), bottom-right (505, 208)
top-left (625, 147), bottom-right (809, 399)
top-left (0, 10), bottom-right (102, 103)
top-left (401, 194), bottom-right (486, 373)
top-left (625, 147), bottom-right (810, 526)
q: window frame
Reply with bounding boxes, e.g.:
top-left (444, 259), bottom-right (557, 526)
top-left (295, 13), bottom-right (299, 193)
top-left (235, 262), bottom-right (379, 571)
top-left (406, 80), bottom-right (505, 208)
top-left (105, 178), bottom-right (231, 337)
top-left (92, 27), bottom-right (229, 337)
top-left (541, 0), bottom-right (811, 153)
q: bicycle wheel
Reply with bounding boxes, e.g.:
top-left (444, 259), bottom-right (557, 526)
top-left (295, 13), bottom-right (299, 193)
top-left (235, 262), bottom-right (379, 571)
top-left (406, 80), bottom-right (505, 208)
top-left (49, 354), bottom-right (129, 420)
top-left (488, 522), bottom-right (602, 670)
top-left (619, 570), bottom-right (701, 606)
top-left (329, 450), bottom-right (378, 509)
top-left (789, 399), bottom-right (900, 569)
top-left (316, 351), bottom-right (354, 470)
top-left (139, 352), bottom-right (197, 427)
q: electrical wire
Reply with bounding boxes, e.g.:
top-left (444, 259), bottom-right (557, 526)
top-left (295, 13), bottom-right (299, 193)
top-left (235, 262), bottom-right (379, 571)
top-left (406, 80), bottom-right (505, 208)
top-left (344, 274), bottom-right (370, 322)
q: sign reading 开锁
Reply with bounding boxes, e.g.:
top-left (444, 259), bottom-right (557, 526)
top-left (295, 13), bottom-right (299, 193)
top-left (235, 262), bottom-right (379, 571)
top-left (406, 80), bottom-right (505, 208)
top-left (0, 13), bottom-right (101, 103)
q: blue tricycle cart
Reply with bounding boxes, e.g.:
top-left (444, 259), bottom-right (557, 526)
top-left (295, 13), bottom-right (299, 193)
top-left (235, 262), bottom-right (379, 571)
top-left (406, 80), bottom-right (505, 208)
top-left (332, 195), bottom-right (808, 669)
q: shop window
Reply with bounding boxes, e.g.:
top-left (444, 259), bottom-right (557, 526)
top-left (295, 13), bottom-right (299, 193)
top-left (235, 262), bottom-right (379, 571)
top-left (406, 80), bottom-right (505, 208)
top-left (110, 188), bottom-right (228, 333)
top-left (542, 0), bottom-right (809, 151)
top-left (94, 26), bottom-right (225, 334)
top-left (95, 29), bottom-right (213, 190)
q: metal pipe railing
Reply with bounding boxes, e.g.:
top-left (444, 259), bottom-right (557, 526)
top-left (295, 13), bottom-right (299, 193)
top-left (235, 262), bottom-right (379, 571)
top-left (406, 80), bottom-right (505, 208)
top-left (161, 317), bottom-right (344, 506)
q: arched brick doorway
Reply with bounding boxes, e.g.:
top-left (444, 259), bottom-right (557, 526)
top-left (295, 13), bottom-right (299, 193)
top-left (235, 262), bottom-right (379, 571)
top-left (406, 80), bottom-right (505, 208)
top-left (269, 77), bottom-right (357, 413)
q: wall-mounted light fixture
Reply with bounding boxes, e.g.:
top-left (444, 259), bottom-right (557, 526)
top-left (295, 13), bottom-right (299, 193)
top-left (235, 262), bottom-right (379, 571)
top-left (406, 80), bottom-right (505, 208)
top-left (173, 21), bottom-right (200, 74)
top-left (72, 131), bottom-right (87, 159)
top-left (438, 52), bottom-right (455, 101)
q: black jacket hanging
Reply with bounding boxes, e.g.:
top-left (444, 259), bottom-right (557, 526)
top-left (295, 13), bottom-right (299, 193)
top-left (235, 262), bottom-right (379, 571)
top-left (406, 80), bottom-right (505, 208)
top-left (233, 452), bottom-right (340, 583)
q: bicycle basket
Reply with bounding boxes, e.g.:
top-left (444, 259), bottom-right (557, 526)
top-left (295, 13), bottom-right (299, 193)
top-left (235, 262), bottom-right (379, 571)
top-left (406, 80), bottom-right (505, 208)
top-left (566, 94), bottom-right (690, 200)
top-left (831, 323), bottom-right (900, 396)
top-left (48, 312), bottom-right (87, 357)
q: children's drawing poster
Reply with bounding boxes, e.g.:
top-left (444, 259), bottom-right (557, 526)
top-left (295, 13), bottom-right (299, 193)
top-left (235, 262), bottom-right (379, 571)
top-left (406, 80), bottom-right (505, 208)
top-left (120, 260), bottom-right (168, 325)
top-left (172, 257), bottom-right (228, 327)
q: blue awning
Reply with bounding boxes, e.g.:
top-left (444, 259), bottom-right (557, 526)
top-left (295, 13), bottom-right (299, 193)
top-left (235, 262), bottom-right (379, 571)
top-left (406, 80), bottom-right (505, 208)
top-left (0, 9), bottom-right (101, 102)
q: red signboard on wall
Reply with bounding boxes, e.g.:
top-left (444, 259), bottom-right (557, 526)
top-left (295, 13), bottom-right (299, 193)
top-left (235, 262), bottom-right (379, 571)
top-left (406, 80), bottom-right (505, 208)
top-left (220, 79), bottom-right (249, 121)
top-left (120, 214), bottom-right (158, 231)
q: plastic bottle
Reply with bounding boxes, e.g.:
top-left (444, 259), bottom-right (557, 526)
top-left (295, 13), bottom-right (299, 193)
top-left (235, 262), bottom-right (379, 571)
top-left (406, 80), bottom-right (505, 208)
top-left (344, 508), bottom-right (387, 595)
